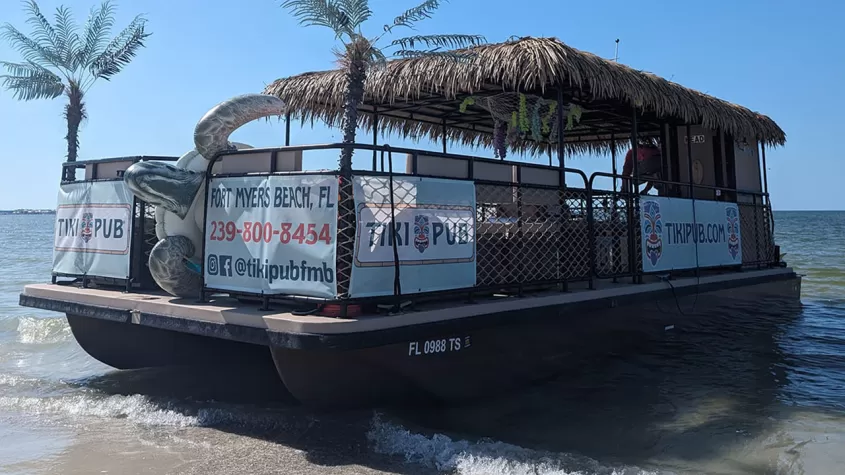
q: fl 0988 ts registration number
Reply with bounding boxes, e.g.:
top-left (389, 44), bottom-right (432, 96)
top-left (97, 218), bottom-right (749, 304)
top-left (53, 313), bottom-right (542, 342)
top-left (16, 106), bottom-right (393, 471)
top-left (408, 336), bottom-right (471, 356)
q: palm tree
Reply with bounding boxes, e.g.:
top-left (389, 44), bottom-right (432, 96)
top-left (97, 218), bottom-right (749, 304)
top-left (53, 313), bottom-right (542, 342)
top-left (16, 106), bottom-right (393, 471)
top-left (1, 0), bottom-right (151, 180)
top-left (279, 0), bottom-right (486, 175)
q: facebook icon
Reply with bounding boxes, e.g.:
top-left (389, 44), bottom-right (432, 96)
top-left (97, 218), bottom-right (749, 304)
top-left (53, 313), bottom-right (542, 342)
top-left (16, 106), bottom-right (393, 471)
top-left (219, 255), bottom-right (232, 277)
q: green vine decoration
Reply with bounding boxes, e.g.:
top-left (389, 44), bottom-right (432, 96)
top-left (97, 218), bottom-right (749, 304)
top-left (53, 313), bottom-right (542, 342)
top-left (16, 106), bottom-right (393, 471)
top-left (542, 101), bottom-right (558, 134)
top-left (566, 104), bottom-right (583, 130)
top-left (518, 93), bottom-right (530, 132)
top-left (459, 96), bottom-right (476, 113)
top-left (457, 93), bottom-right (584, 153)
top-left (531, 100), bottom-right (543, 141)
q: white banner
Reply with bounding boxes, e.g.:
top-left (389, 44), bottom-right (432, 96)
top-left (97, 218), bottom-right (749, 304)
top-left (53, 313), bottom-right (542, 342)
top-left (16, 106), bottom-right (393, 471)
top-left (203, 174), bottom-right (338, 299)
top-left (350, 176), bottom-right (476, 297)
top-left (640, 197), bottom-right (742, 272)
top-left (53, 180), bottom-right (134, 279)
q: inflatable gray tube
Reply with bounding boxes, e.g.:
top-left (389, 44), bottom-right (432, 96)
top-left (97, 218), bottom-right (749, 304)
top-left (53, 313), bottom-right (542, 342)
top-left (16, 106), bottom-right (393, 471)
top-left (123, 94), bottom-right (286, 297)
top-left (123, 161), bottom-right (204, 219)
top-left (194, 94), bottom-right (287, 161)
top-left (148, 235), bottom-right (201, 298)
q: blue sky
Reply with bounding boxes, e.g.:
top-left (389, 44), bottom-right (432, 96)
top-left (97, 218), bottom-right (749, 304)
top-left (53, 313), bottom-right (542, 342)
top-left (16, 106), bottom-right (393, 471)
top-left (0, 0), bottom-right (842, 210)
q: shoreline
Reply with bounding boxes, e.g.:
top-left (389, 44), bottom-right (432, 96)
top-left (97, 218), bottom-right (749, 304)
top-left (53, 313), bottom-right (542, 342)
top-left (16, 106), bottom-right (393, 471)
top-left (0, 210), bottom-right (55, 215)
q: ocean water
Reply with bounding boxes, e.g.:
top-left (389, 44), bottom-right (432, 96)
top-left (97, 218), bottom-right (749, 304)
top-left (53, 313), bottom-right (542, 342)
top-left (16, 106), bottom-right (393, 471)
top-left (0, 212), bottom-right (843, 474)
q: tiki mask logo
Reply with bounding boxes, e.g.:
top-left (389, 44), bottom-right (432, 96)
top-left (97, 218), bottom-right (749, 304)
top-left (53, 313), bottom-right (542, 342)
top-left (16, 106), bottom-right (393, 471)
top-left (726, 207), bottom-right (740, 259)
top-left (413, 214), bottom-right (430, 253)
top-left (642, 200), bottom-right (663, 266)
top-left (80, 212), bottom-right (94, 243)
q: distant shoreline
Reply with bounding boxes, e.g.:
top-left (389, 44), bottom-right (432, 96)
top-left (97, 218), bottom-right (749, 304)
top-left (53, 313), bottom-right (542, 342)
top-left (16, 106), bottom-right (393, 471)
top-left (0, 209), bottom-right (56, 215)
top-left (0, 209), bottom-right (841, 216)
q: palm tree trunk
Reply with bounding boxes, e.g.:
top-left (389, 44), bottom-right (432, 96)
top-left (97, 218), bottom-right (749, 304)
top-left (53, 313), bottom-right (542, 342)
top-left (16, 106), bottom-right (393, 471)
top-left (338, 57), bottom-right (366, 175)
top-left (63, 81), bottom-right (85, 181)
top-left (335, 56), bottom-right (366, 300)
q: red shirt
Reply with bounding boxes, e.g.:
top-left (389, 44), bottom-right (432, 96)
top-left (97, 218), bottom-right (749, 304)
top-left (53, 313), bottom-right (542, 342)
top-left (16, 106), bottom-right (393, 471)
top-left (622, 146), bottom-right (661, 176)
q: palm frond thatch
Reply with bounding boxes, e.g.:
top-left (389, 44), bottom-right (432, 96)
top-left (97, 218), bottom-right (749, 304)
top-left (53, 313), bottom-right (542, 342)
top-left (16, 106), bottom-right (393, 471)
top-left (263, 37), bottom-right (786, 156)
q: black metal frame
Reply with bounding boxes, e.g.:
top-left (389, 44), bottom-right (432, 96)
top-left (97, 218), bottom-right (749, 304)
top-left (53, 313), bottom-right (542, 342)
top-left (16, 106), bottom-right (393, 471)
top-left (588, 169), bottom-right (773, 276)
top-left (48, 139), bottom-right (778, 316)
top-left (187, 140), bottom-right (776, 312)
top-left (54, 155), bottom-right (178, 291)
top-left (195, 143), bottom-right (595, 307)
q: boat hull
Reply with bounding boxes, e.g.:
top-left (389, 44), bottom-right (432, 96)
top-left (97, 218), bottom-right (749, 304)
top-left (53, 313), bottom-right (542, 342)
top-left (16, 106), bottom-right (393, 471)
top-left (65, 313), bottom-right (273, 370)
top-left (24, 269), bottom-right (801, 409)
top-left (270, 274), bottom-right (802, 408)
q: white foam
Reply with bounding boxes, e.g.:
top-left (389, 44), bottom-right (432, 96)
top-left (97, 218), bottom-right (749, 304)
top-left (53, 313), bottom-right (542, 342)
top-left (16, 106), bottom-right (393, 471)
top-left (366, 413), bottom-right (658, 475)
top-left (0, 390), bottom-right (301, 433)
top-left (0, 394), bottom-right (198, 427)
top-left (0, 374), bottom-right (40, 388)
top-left (15, 317), bottom-right (71, 345)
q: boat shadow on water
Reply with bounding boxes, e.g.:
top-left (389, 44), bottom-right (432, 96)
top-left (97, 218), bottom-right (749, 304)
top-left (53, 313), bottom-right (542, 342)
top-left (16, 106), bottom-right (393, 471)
top-left (391, 295), bottom-right (818, 472)
top-left (72, 352), bottom-right (437, 473)
top-left (64, 293), bottom-right (824, 474)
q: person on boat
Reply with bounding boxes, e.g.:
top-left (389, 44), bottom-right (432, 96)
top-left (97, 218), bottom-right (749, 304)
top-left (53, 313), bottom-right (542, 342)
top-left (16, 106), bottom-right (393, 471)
top-left (621, 141), bottom-right (663, 195)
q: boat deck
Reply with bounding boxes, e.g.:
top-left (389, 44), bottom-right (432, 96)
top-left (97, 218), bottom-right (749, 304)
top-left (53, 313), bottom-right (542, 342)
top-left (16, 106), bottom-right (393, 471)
top-left (20, 267), bottom-right (798, 350)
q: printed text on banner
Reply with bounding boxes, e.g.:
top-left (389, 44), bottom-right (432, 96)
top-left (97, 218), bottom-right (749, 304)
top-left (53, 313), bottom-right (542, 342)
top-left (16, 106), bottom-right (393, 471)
top-left (204, 174), bottom-right (339, 299)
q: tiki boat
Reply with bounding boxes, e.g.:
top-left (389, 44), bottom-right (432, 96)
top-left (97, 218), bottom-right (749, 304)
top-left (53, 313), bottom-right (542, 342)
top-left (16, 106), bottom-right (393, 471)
top-left (20, 37), bottom-right (800, 407)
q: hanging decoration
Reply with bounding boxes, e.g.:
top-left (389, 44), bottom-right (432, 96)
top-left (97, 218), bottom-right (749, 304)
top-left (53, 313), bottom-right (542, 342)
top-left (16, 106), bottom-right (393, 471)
top-left (567, 104), bottom-right (583, 131)
top-left (458, 92), bottom-right (584, 158)
top-left (459, 96), bottom-right (476, 113)
top-left (493, 120), bottom-right (507, 159)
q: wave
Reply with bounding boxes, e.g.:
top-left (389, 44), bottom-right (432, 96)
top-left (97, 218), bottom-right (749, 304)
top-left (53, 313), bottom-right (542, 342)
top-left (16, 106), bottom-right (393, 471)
top-left (0, 389), bottom-right (299, 434)
top-left (13, 316), bottom-right (72, 345)
top-left (0, 374), bottom-right (41, 388)
top-left (366, 413), bottom-right (658, 475)
top-left (0, 393), bottom-right (199, 427)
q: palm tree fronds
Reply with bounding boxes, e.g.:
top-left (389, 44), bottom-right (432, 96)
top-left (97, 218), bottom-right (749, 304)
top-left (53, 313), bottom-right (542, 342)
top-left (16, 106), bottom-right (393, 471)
top-left (22, 0), bottom-right (61, 52)
top-left (53, 4), bottom-right (81, 66)
top-left (390, 34), bottom-right (485, 51)
top-left (280, 0), bottom-right (355, 38)
top-left (385, 0), bottom-right (442, 32)
top-left (336, 0), bottom-right (371, 30)
top-left (0, 23), bottom-right (64, 70)
top-left (89, 16), bottom-right (150, 80)
top-left (0, 60), bottom-right (64, 100)
top-left (77, 0), bottom-right (116, 69)
top-left (368, 47), bottom-right (388, 70)
top-left (2, 0), bottom-right (150, 167)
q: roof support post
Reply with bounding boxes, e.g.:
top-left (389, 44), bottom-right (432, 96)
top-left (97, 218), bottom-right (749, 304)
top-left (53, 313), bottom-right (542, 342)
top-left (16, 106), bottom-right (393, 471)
top-left (630, 108), bottom-right (640, 284)
top-left (631, 111), bottom-right (639, 195)
top-left (660, 123), bottom-right (669, 197)
top-left (442, 118), bottom-right (448, 154)
top-left (686, 124), bottom-right (700, 280)
top-left (610, 134), bottom-right (619, 283)
top-left (372, 106), bottom-right (379, 171)
top-left (556, 88), bottom-right (567, 185)
top-left (284, 111), bottom-right (291, 146)
top-left (686, 124), bottom-right (695, 198)
top-left (611, 133), bottom-right (617, 194)
top-left (556, 87), bottom-right (568, 292)
top-left (761, 142), bottom-right (769, 198)
top-left (760, 141), bottom-right (772, 263)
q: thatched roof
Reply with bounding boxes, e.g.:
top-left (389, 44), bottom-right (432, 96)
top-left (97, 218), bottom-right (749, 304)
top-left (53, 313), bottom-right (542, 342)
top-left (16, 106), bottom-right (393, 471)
top-left (263, 37), bottom-right (785, 156)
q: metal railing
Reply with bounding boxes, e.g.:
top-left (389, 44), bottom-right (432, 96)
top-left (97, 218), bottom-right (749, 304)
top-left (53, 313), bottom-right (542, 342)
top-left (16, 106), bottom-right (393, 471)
top-left (52, 145), bottom-right (779, 309)
top-left (54, 156), bottom-right (178, 291)
top-left (588, 170), bottom-right (776, 279)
